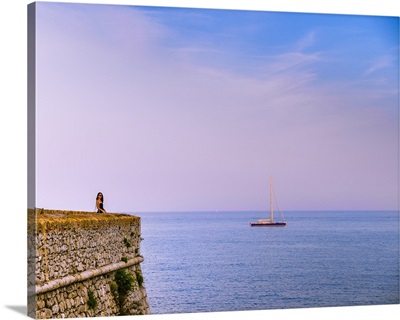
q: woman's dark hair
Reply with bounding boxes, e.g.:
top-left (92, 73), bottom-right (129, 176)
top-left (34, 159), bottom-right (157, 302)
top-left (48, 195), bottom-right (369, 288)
top-left (96, 192), bottom-right (104, 203)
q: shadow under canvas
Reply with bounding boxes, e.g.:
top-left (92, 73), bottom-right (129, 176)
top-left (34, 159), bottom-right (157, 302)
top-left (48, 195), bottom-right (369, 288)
top-left (6, 305), bottom-right (27, 316)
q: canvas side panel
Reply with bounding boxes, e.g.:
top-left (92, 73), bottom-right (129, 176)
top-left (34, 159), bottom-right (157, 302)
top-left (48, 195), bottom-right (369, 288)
top-left (27, 2), bottom-right (37, 319)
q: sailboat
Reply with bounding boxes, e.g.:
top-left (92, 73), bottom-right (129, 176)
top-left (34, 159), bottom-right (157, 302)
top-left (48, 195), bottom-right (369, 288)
top-left (249, 176), bottom-right (287, 227)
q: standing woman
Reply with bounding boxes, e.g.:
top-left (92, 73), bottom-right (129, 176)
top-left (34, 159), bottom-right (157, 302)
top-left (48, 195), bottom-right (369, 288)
top-left (96, 192), bottom-right (106, 213)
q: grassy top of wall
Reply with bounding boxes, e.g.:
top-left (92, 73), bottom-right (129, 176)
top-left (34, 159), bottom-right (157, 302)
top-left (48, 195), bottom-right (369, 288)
top-left (28, 209), bottom-right (140, 232)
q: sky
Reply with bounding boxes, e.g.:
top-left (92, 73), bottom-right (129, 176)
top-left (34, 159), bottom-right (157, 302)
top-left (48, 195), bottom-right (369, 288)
top-left (34, 2), bottom-right (399, 212)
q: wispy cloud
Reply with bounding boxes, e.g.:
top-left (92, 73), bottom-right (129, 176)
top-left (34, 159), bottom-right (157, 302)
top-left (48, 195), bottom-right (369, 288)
top-left (364, 55), bottom-right (394, 76)
top-left (295, 31), bottom-right (317, 51)
top-left (263, 51), bottom-right (321, 75)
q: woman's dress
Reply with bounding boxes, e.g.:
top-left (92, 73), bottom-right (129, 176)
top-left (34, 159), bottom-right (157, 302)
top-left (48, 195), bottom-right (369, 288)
top-left (97, 202), bottom-right (104, 213)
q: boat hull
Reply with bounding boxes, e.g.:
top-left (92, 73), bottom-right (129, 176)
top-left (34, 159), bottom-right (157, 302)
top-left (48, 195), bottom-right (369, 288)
top-left (249, 222), bottom-right (287, 227)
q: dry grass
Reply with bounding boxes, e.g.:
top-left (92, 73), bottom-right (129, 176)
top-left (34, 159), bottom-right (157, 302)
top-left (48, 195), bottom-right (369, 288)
top-left (28, 208), bottom-right (140, 231)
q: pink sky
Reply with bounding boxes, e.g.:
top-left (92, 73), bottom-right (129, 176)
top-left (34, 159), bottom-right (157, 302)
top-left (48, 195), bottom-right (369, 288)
top-left (34, 3), bottom-right (398, 212)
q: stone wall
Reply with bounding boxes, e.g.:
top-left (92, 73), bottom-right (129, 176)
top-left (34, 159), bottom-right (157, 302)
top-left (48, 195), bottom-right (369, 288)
top-left (28, 209), bottom-right (150, 319)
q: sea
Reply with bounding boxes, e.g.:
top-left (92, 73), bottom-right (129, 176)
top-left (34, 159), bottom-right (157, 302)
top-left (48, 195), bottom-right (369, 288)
top-left (133, 210), bottom-right (399, 315)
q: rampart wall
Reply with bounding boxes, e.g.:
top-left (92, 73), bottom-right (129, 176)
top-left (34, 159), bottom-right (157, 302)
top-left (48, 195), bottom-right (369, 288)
top-left (28, 209), bottom-right (150, 319)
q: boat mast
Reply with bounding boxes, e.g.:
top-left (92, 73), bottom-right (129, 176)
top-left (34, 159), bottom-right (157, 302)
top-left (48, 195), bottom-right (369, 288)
top-left (270, 175), bottom-right (274, 222)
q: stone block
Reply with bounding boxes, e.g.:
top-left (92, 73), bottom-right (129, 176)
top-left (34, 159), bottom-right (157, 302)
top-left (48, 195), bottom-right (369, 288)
top-left (51, 304), bottom-right (59, 314)
top-left (59, 301), bottom-right (65, 312)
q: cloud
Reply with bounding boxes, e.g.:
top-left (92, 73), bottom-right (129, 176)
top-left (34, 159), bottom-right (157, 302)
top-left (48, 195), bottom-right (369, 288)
top-left (295, 31), bottom-right (317, 51)
top-left (364, 55), bottom-right (394, 76)
top-left (261, 51), bottom-right (321, 78)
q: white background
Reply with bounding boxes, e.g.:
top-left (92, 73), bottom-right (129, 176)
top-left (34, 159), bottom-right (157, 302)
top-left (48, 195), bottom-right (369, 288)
top-left (0, 1), bottom-right (399, 320)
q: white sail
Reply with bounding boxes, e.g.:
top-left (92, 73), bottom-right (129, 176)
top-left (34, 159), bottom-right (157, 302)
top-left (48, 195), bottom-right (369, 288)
top-left (249, 175), bottom-right (286, 227)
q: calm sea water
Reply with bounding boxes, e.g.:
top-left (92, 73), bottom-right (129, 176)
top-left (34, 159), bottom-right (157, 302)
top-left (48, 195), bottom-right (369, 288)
top-left (135, 211), bottom-right (399, 314)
